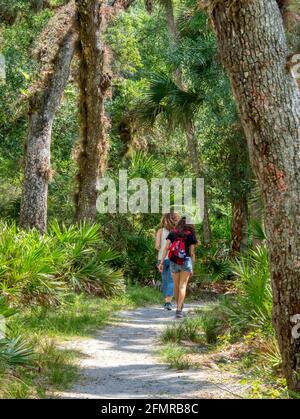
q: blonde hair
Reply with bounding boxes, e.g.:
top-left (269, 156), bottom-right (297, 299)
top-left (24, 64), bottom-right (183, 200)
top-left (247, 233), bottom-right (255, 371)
top-left (160, 213), bottom-right (180, 232)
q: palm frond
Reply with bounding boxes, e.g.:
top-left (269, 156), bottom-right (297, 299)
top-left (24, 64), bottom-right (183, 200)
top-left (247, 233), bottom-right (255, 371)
top-left (251, 219), bottom-right (267, 242)
top-left (134, 72), bottom-right (204, 130)
top-left (0, 335), bottom-right (35, 367)
top-left (129, 151), bottom-right (165, 179)
top-left (221, 245), bottom-right (272, 333)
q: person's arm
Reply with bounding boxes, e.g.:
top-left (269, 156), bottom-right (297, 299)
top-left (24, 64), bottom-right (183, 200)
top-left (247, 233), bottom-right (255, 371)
top-left (155, 228), bottom-right (162, 251)
top-left (158, 240), bottom-right (171, 272)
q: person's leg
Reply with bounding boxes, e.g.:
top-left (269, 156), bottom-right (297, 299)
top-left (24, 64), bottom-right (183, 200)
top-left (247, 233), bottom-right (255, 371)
top-left (172, 273), bottom-right (180, 307)
top-left (161, 261), bottom-right (168, 307)
top-left (177, 271), bottom-right (190, 312)
top-left (162, 260), bottom-right (173, 308)
top-left (164, 260), bottom-right (173, 303)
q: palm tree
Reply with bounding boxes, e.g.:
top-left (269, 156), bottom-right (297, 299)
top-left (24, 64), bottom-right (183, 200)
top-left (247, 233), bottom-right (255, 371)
top-left (144, 0), bottom-right (212, 245)
top-left (133, 71), bottom-right (212, 243)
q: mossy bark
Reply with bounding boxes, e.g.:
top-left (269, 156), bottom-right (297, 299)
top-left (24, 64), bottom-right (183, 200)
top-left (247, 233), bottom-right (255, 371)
top-left (20, 26), bottom-right (77, 233)
top-left (75, 0), bottom-right (111, 222)
top-left (210, 0), bottom-right (300, 392)
top-left (231, 197), bottom-right (248, 254)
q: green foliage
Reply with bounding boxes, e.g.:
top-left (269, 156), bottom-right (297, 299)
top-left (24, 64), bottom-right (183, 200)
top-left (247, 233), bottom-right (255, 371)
top-left (0, 334), bottom-right (78, 399)
top-left (35, 339), bottom-right (78, 391)
top-left (50, 222), bottom-right (125, 298)
top-left (161, 316), bottom-right (204, 344)
top-left (97, 151), bottom-right (165, 285)
top-left (136, 71), bottom-right (204, 129)
top-left (161, 304), bottom-right (226, 346)
top-left (199, 311), bottom-right (224, 344)
top-left (0, 296), bottom-right (35, 398)
top-left (0, 222), bottom-right (66, 306)
top-left (0, 335), bottom-right (34, 367)
top-left (100, 214), bottom-right (159, 285)
top-left (198, 246), bottom-right (272, 346)
top-left (128, 150), bottom-right (165, 179)
top-left (0, 0), bottom-right (31, 25)
top-left (0, 4), bottom-right (55, 220)
top-left (221, 246), bottom-right (272, 334)
top-left (0, 298), bottom-right (34, 369)
top-left (0, 221), bottom-right (125, 307)
top-left (200, 249), bottom-right (232, 282)
top-left (159, 344), bottom-right (191, 370)
top-left (193, 215), bottom-right (232, 283)
top-left (0, 0), bottom-right (281, 398)
top-left (0, 285), bottom-right (161, 398)
top-left (11, 286), bottom-right (161, 339)
top-left (250, 219), bottom-right (267, 242)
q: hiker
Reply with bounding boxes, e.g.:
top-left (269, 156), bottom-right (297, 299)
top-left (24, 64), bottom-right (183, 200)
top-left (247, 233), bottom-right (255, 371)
top-left (155, 212), bottom-right (180, 311)
top-left (158, 216), bottom-right (198, 319)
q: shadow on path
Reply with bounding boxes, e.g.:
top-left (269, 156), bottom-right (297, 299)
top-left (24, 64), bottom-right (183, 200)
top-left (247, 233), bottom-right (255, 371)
top-left (58, 304), bottom-right (245, 399)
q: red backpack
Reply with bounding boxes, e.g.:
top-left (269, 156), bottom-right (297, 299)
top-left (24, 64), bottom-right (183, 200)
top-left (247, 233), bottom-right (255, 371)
top-left (168, 229), bottom-right (190, 265)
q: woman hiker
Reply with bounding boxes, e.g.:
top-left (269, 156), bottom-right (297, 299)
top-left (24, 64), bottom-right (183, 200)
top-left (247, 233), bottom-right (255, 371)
top-left (155, 213), bottom-right (180, 310)
top-left (158, 216), bottom-right (198, 318)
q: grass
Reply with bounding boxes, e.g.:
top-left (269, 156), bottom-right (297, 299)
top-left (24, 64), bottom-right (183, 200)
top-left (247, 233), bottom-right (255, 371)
top-left (158, 312), bottom-right (214, 371)
top-left (158, 306), bottom-right (293, 399)
top-left (10, 285), bottom-right (161, 339)
top-left (160, 317), bottom-right (204, 344)
top-left (0, 340), bottom-right (79, 399)
top-left (0, 285), bottom-right (161, 399)
top-left (158, 344), bottom-right (192, 370)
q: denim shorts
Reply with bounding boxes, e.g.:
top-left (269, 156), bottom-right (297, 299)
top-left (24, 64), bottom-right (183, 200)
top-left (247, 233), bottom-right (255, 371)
top-left (170, 257), bottom-right (193, 273)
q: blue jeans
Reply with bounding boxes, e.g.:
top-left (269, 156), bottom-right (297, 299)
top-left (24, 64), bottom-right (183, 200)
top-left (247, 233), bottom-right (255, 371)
top-left (170, 257), bottom-right (193, 273)
top-left (159, 259), bottom-right (174, 297)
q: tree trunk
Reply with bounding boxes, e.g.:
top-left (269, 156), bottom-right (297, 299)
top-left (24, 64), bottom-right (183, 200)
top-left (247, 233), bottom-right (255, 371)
top-left (31, 0), bottom-right (46, 12)
top-left (75, 0), bottom-right (111, 222)
top-left (209, 0), bottom-right (300, 392)
top-left (20, 25), bottom-right (77, 233)
top-left (231, 197), bottom-right (248, 254)
top-left (164, 0), bottom-right (178, 45)
top-left (162, 0), bottom-right (212, 245)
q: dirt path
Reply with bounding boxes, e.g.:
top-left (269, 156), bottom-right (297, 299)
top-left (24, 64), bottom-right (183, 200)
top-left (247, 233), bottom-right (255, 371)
top-left (57, 303), bottom-right (245, 399)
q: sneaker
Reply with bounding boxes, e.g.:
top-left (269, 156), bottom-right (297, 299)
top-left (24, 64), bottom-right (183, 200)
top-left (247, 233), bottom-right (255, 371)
top-left (164, 302), bottom-right (172, 311)
top-left (175, 310), bottom-right (183, 319)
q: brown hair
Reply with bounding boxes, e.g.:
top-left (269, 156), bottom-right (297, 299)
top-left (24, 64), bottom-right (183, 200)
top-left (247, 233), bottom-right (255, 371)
top-left (176, 216), bottom-right (197, 240)
top-left (160, 212), bottom-right (180, 232)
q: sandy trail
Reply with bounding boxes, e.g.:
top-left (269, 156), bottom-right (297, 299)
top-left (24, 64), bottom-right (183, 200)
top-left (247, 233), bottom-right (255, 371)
top-left (57, 303), bottom-right (245, 399)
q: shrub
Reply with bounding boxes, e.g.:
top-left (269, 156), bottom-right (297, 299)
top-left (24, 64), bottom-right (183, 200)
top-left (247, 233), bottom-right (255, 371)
top-left (161, 316), bottom-right (204, 344)
top-left (193, 243), bottom-right (232, 283)
top-left (99, 214), bottom-right (160, 285)
top-left (220, 245), bottom-right (272, 334)
top-left (50, 222), bottom-right (125, 298)
top-left (159, 344), bottom-right (191, 370)
top-left (0, 221), bottom-right (125, 307)
top-left (196, 245), bottom-right (273, 346)
top-left (200, 311), bottom-right (225, 344)
top-left (0, 223), bottom-right (66, 307)
top-left (0, 297), bottom-right (34, 370)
